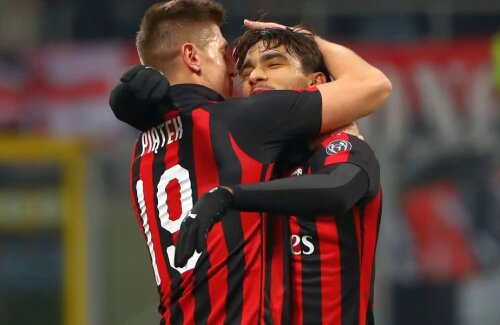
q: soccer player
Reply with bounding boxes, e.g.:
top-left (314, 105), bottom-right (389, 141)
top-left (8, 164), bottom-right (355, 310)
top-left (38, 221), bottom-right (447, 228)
top-left (108, 0), bottom-right (391, 323)
top-left (174, 26), bottom-right (382, 325)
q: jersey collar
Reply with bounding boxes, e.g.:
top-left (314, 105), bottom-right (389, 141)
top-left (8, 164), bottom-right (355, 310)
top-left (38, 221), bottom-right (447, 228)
top-left (168, 84), bottom-right (225, 109)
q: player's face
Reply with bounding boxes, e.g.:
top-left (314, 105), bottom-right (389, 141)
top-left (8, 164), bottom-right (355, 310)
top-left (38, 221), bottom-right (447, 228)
top-left (198, 24), bottom-right (237, 98)
top-left (239, 41), bottom-right (314, 97)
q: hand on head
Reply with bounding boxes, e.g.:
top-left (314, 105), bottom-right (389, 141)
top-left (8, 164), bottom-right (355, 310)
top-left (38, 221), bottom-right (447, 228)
top-left (243, 19), bottom-right (314, 36)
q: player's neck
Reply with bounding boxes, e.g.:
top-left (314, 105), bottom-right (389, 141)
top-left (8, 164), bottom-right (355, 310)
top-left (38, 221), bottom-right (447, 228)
top-left (170, 72), bottom-right (217, 94)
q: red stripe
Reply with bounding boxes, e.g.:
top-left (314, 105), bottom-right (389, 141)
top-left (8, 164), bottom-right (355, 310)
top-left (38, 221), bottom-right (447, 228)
top-left (358, 190), bottom-right (382, 325)
top-left (260, 218), bottom-right (267, 325)
top-left (322, 132), bottom-right (351, 166)
top-left (292, 86), bottom-right (318, 93)
top-left (164, 111), bottom-right (180, 168)
top-left (191, 109), bottom-right (227, 324)
top-left (269, 216), bottom-right (285, 324)
top-left (138, 137), bottom-right (173, 322)
top-left (192, 109), bottom-right (218, 195)
top-left (316, 217), bottom-right (342, 325)
top-left (265, 162), bottom-right (275, 181)
top-left (229, 134), bottom-right (265, 324)
top-left (164, 111), bottom-right (182, 223)
top-left (205, 222), bottom-right (228, 325)
top-left (289, 217), bottom-right (303, 325)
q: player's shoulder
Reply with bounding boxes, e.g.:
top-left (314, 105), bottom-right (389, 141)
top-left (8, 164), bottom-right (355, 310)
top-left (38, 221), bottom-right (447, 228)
top-left (319, 132), bottom-right (375, 157)
top-left (313, 132), bottom-right (380, 196)
top-left (310, 131), bottom-right (379, 175)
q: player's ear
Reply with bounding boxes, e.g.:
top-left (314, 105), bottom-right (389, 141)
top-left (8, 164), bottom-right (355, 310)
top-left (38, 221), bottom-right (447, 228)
top-left (181, 43), bottom-right (201, 73)
top-left (309, 72), bottom-right (327, 86)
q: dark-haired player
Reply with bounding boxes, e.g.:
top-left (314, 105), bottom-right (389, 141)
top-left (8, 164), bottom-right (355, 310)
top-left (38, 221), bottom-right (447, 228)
top-left (175, 25), bottom-right (382, 325)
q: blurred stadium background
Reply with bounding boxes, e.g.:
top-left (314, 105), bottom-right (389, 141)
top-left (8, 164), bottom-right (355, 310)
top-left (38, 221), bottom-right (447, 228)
top-left (1, 0), bottom-right (500, 324)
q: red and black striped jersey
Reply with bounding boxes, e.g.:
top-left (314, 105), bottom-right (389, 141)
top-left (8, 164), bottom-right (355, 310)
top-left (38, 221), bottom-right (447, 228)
top-left (285, 132), bottom-right (382, 325)
top-left (129, 84), bottom-right (322, 325)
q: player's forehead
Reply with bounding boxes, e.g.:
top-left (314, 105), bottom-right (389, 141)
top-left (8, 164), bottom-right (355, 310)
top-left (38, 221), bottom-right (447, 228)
top-left (240, 41), bottom-right (300, 70)
top-left (245, 41), bottom-right (291, 61)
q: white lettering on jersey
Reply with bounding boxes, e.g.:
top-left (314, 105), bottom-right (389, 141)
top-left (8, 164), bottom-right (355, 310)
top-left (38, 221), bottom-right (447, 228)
top-left (141, 116), bottom-right (184, 156)
top-left (290, 234), bottom-right (316, 255)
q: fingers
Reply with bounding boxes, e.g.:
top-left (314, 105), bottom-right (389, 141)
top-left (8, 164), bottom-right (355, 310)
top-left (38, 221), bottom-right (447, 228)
top-left (116, 65), bottom-right (170, 108)
top-left (335, 122), bottom-right (365, 141)
top-left (243, 19), bottom-right (286, 30)
top-left (174, 217), bottom-right (198, 268)
top-left (243, 20), bottom-right (314, 37)
top-left (125, 67), bottom-right (169, 104)
top-left (135, 71), bottom-right (163, 102)
top-left (120, 64), bottom-right (145, 83)
top-left (127, 68), bottom-right (152, 93)
top-left (196, 222), bottom-right (209, 254)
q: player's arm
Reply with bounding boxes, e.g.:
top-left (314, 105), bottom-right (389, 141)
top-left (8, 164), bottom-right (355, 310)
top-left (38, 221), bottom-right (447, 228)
top-left (244, 20), bottom-right (392, 133)
top-left (174, 163), bottom-right (368, 267)
top-left (314, 38), bottom-right (391, 132)
top-left (174, 163), bottom-right (367, 267)
top-left (226, 163), bottom-right (368, 216)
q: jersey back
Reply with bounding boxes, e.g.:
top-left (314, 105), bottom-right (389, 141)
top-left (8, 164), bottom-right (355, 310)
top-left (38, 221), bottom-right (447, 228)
top-left (129, 84), bottom-right (322, 325)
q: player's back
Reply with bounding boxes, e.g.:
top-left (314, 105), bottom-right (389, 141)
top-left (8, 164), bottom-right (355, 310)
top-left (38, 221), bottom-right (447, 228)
top-left (129, 84), bottom-right (295, 324)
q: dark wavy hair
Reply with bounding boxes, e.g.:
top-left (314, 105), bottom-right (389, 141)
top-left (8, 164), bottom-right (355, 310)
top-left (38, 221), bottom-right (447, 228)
top-left (233, 27), bottom-right (330, 79)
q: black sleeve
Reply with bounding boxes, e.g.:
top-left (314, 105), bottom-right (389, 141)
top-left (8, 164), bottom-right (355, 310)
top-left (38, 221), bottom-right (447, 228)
top-left (213, 89), bottom-right (322, 163)
top-left (229, 163), bottom-right (368, 217)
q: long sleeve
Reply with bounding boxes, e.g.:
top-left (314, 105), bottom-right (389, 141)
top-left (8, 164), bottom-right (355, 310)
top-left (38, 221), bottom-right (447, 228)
top-left (230, 163), bottom-right (368, 216)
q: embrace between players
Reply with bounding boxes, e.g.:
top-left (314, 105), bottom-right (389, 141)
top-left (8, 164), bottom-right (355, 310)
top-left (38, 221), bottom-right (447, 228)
top-left (109, 0), bottom-right (391, 324)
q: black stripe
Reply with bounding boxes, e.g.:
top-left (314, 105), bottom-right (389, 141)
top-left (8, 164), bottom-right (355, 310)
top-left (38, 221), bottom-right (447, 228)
top-left (179, 110), bottom-right (212, 325)
top-left (281, 217), bottom-right (290, 325)
top-left (211, 122), bottom-right (245, 325)
top-left (298, 217), bottom-right (322, 325)
top-left (369, 191), bottom-right (383, 324)
top-left (264, 213), bottom-right (275, 325)
top-left (337, 211), bottom-right (361, 325)
top-left (359, 204), bottom-right (366, 268)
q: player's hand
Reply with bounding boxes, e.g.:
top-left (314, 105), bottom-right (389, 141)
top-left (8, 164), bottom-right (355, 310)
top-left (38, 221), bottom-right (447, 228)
top-left (244, 19), bottom-right (287, 31)
top-left (174, 187), bottom-right (233, 268)
top-left (243, 19), bottom-right (314, 36)
top-left (109, 65), bottom-right (170, 130)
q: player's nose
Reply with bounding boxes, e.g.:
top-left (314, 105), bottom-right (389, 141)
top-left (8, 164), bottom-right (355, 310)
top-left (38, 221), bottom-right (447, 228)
top-left (248, 68), bottom-right (267, 86)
